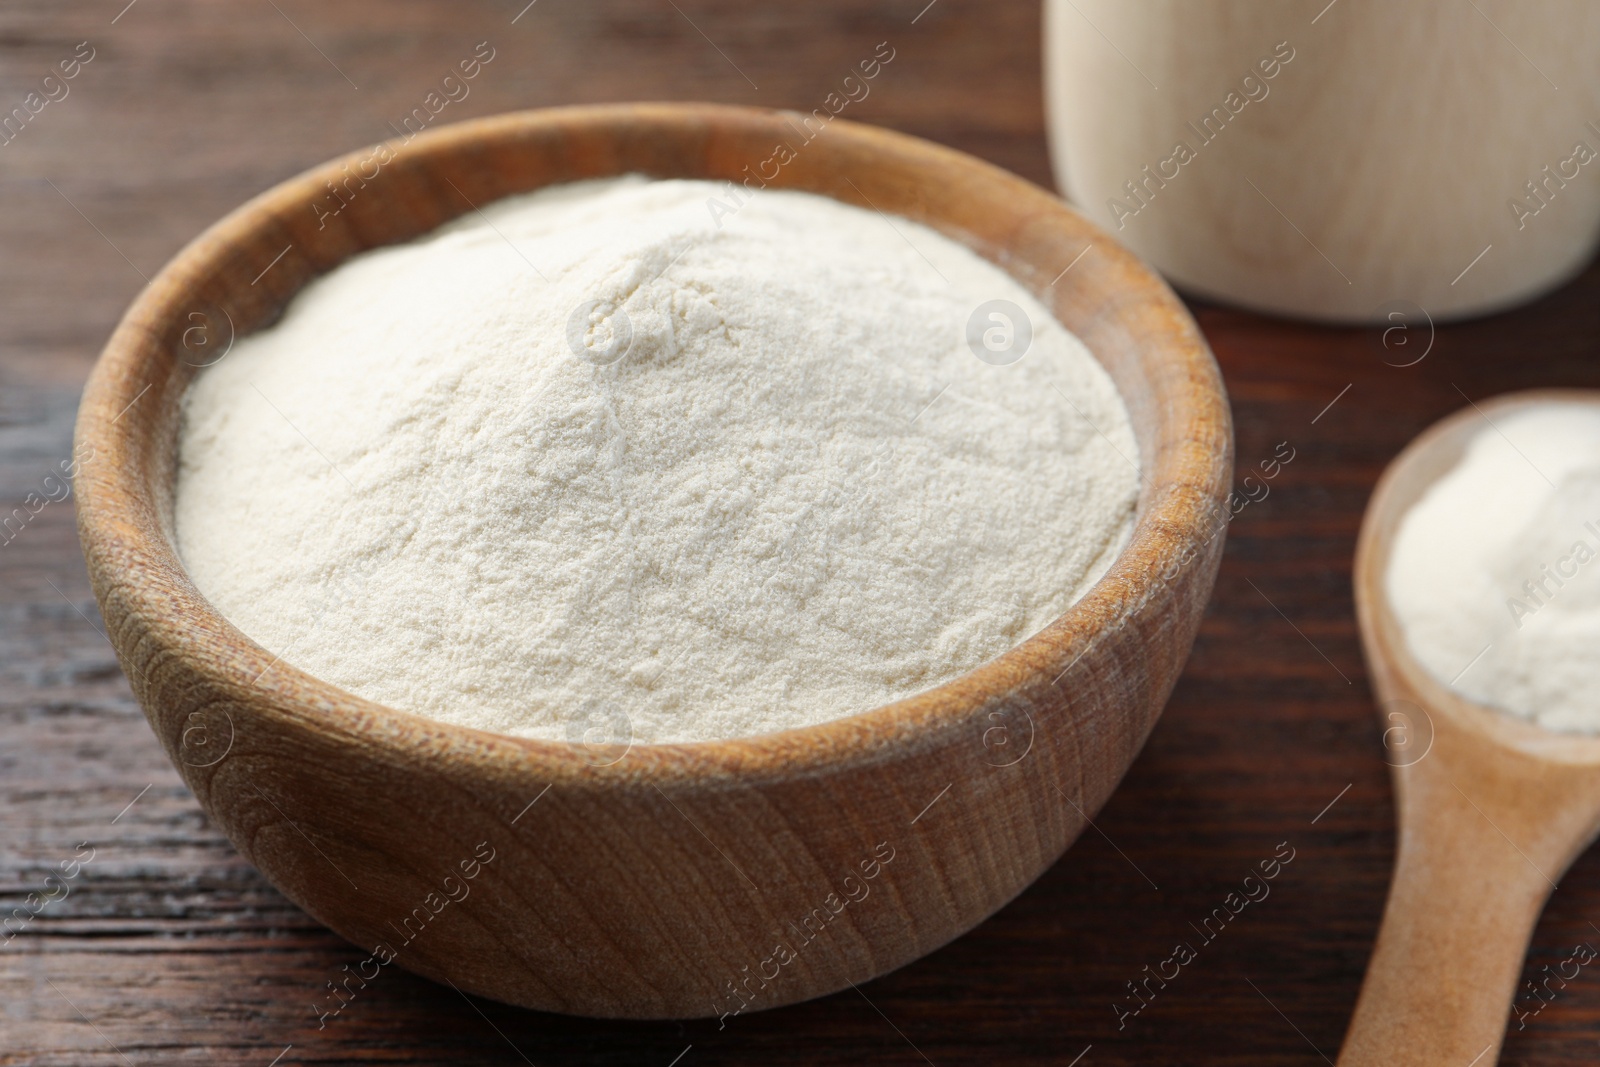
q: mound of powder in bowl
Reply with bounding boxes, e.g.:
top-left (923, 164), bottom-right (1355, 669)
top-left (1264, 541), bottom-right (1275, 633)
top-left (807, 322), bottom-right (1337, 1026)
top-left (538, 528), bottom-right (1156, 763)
top-left (174, 176), bottom-right (1139, 744)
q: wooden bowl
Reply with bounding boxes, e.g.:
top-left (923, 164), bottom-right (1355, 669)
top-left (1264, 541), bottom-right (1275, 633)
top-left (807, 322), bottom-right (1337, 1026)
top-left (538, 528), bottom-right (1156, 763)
top-left (74, 103), bottom-right (1232, 1019)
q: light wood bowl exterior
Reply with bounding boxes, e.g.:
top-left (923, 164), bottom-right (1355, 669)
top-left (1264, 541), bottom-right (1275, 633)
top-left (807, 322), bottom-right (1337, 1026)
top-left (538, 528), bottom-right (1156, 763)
top-left (74, 103), bottom-right (1232, 1019)
top-left (1341, 389), bottom-right (1600, 1065)
top-left (1045, 0), bottom-right (1600, 324)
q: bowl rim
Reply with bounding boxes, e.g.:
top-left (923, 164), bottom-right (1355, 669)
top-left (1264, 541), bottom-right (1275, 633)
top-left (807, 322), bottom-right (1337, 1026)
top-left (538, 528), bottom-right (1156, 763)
top-left (75, 101), bottom-right (1231, 788)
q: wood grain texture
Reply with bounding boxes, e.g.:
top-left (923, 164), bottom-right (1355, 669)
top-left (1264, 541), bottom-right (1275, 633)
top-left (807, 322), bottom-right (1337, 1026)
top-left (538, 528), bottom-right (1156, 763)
top-left (1340, 391), bottom-right (1600, 1065)
top-left (4, 0), bottom-right (1600, 1063)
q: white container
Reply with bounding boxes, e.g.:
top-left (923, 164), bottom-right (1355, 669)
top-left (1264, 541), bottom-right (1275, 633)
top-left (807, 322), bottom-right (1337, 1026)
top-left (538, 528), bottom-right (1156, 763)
top-left (1044, 0), bottom-right (1600, 323)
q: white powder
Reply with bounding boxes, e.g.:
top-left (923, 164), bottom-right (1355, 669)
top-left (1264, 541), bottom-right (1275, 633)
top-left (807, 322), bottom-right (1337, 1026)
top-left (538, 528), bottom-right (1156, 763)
top-left (175, 177), bottom-right (1138, 744)
top-left (1387, 402), bottom-right (1600, 733)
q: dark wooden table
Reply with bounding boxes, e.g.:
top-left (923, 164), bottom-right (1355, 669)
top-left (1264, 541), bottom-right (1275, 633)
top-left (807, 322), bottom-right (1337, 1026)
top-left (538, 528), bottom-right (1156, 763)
top-left (5, 1), bottom-right (1599, 1063)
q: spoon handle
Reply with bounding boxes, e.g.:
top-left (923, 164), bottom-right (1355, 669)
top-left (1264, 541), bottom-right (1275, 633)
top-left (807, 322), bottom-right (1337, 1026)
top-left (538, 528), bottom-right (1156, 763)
top-left (1337, 752), bottom-right (1569, 1066)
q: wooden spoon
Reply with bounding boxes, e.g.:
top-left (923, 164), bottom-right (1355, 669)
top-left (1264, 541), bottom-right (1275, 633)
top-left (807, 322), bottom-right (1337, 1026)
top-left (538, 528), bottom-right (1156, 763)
top-left (1340, 389), bottom-right (1600, 1065)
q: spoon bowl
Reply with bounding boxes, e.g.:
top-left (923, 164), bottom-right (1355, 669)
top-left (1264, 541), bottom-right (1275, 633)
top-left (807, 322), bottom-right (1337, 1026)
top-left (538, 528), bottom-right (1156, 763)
top-left (1341, 388), bottom-right (1600, 1065)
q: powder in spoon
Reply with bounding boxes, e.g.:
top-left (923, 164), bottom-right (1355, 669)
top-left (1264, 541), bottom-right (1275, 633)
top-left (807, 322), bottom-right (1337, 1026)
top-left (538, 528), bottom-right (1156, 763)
top-left (175, 177), bottom-right (1138, 744)
top-left (1387, 401), bottom-right (1600, 733)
